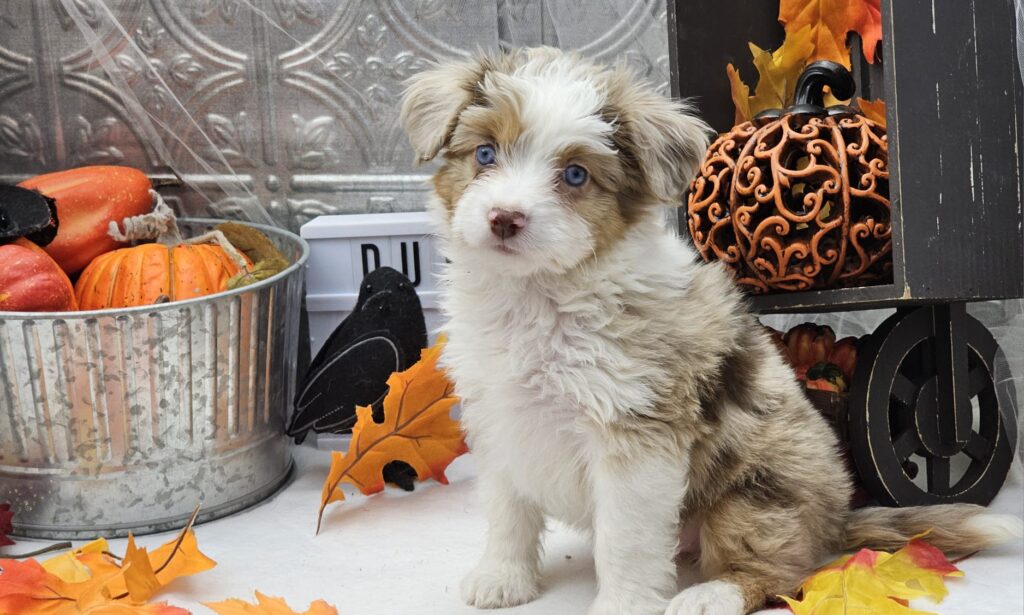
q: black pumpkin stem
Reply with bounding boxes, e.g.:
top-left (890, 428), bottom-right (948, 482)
top-left (791, 61), bottom-right (857, 113)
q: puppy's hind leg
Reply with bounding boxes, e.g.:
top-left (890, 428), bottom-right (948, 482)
top-left (666, 490), bottom-right (836, 615)
top-left (461, 478), bottom-right (545, 608)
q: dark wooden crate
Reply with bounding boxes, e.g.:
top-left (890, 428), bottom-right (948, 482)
top-left (668, 0), bottom-right (1023, 507)
top-left (670, 0), bottom-right (1024, 313)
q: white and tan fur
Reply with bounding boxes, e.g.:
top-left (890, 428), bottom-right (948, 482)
top-left (399, 47), bottom-right (1023, 615)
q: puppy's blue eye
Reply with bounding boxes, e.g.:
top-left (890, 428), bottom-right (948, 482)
top-left (563, 164), bottom-right (588, 187)
top-left (475, 144), bottom-right (496, 166)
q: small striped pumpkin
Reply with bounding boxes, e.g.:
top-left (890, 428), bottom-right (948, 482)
top-left (75, 242), bottom-right (245, 310)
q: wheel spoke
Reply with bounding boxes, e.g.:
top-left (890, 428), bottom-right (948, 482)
top-left (968, 366), bottom-right (991, 397)
top-left (963, 433), bottom-right (992, 462)
top-left (927, 456), bottom-right (950, 493)
top-left (890, 373), bottom-right (918, 406)
top-left (893, 430), bottom-right (919, 462)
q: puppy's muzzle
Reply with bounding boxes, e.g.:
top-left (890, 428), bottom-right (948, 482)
top-left (488, 208), bottom-right (527, 240)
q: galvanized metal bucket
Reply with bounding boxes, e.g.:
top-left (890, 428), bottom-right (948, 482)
top-left (0, 220), bottom-right (308, 539)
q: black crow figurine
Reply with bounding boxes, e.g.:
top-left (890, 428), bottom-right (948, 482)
top-left (289, 266), bottom-right (428, 445)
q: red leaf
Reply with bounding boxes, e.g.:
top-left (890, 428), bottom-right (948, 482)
top-left (0, 503), bottom-right (14, 547)
top-left (903, 537), bottom-right (962, 576)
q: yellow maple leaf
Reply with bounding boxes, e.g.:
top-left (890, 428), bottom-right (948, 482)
top-left (43, 539), bottom-right (110, 584)
top-left (317, 336), bottom-right (465, 532)
top-left (727, 25), bottom-right (815, 123)
top-left (725, 64), bottom-right (752, 126)
top-left (782, 538), bottom-right (963, 615)
top-left (779, 0), bottom-right (883, 66)
top-left (857, 97), bottom-right (887, 127)
top-left (205, 591), bottom-right (338, 615)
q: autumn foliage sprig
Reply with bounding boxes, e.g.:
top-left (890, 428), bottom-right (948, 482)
top-left (728, 0), bottom-right (885, 124)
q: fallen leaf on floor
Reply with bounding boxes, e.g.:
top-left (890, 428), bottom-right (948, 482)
top-left (782, 535), bottom-right (963, 614)
top-left (205, 591), bottom-right (338, 615)
top-left (0, 503), bottom-right (14, 547)
top-left (317, 336), bottom-right (465, 531)
top-left (0, 557), bottom-right (189, 615)
top-left (74, 530), bottom-right (214, 603)
top-left (1, 507), bottom-right (212, 613)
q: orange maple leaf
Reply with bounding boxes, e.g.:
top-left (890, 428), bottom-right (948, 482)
top-left (0, 557), bottom-right (189, 615)
top-left (79, 527), bottom-right (215, 603)
top-left (856, 97), bottom-right (887, 127)
top-left (779, 0), bottom-right (883, 65)
top-left (205, 591), bottom-right (338, 615)
top-left (4, 508), bottom-right (214, 614)
top-left (317, 337), bottom-right (465, 531)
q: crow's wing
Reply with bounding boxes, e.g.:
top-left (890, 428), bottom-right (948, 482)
top-left (288, 331), bottom-right (403, 441)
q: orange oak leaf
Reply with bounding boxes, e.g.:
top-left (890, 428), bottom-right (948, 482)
top-left (727, 25), bottom-right (815, 123)
top-left (317, 337), bottom-right (465, 531)
top-left (204, 591), bottom-right (338, 615)
top-left (779, 0), bottom-right (883, 65)
top-left (857, 97), bottom-right (887, 127)
top-left (782, 536), bottom-right (962, 614)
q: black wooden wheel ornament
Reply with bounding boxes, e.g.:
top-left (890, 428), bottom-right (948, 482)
top-left (848, 304), bottom-right (1017, 507)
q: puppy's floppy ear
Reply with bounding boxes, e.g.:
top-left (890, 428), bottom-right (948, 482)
top-left (400, 58), bottom-right (488, 163)
top-left (606, 74), bottom-right (713, 203)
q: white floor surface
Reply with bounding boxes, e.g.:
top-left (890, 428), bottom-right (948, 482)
top-left (10, 447), bottom-right (1024, 615)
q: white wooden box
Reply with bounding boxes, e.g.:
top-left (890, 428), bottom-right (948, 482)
top-left (300, 212), bottom-right (445, 357)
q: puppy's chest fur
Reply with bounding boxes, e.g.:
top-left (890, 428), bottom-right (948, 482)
top-left (441, 228), bottom-right (703, 526)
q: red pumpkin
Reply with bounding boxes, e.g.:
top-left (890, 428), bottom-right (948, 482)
top-left (18, 166), bottom-right (155, 274)
top-left (0, 238), bottom-right (78, 312)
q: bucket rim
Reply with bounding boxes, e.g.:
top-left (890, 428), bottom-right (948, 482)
top-left (0, 218), bottom-right (309, 320)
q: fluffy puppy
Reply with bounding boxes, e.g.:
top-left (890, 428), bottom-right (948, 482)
top-left (400, 47), bottom-right (1022, 615)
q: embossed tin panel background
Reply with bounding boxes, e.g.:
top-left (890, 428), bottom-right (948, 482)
top-left (0, 0), bottom-right (671, 231)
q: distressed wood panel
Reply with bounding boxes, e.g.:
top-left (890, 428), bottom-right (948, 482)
top-left (886, 0), bottom-right (1023, 302)
top-left (668, 0), bottom-right (783, 131)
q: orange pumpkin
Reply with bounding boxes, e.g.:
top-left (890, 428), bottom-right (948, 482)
top-left (75, 242), bottom-right (245, 310)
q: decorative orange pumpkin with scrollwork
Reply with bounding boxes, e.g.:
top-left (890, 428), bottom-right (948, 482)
top-left (687, 61), bottom-right (892, 293)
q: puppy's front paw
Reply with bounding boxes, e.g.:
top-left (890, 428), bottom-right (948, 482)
top-left (460, 561), bottom-right (539, 609)
top-left (665, 580), bottom-right (745, 615)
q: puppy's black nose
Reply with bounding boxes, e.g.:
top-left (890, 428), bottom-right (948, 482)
top-left (488, 208), bottom-right (526, 239)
